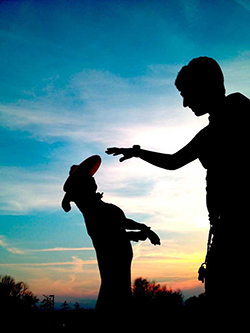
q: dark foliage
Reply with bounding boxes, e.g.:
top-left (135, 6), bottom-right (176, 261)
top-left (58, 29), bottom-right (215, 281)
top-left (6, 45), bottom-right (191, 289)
top-left (0, 275), bottom-right (39, 312)
top-left (132, 277), bottom-right (183, 313)
top-left (0, 275), bottom-right (210, 331)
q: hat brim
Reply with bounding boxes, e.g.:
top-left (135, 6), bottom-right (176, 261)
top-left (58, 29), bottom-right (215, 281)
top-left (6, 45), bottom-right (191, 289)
top-left (63, 155), bottom-right (101, 192)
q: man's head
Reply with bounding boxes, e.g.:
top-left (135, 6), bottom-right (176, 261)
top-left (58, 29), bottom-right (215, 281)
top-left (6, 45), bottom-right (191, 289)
top-left (175, 57), bottom-right (226, 116)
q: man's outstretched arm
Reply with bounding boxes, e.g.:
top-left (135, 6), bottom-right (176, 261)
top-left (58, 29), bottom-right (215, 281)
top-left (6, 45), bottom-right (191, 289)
top-left (106, 133), bottom-right (200, 170)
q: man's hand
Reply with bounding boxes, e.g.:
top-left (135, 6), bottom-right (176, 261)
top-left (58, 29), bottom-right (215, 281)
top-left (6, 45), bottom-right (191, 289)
top-left (105, 147), bottom-right (134, 162)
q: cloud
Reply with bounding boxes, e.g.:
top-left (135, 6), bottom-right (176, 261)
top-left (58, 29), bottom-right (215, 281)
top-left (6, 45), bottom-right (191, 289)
top-left (0, 63), bottom-right (208, 218)
top-left (0, 235), bottom-right (25, 254)
top-left (0, 258), bottom-right (97, 267)
top-left (235, 0), bottom-right (250, 11)
top-left (130, 234), bottom-right (206, 295)
top-left (0, 126), bottom-right (208, 224)
top-left (0, 235), bottom-right (98, 278)
top-left (178, 0), bottom-right (201, 24)
top-left (27, 274), bottom-right (100, 299)
top-left (0, 234), bottom-right (206, 298)
top-left (222, 51), bottom-right (250, 96)
top-left (0, 166), bottom-right (63, 215)
top-left (0, 65), bottom-right (180, 144)
top-left (2, 53), bottom-right (248, 148)
top-left (1, 54), bottom-right (248, 222)
top-left (29, 246), bottom-right (94, 252)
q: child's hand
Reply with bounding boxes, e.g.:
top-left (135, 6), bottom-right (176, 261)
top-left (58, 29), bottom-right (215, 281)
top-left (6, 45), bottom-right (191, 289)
top-left (147, 230), bottom-right (161, 245)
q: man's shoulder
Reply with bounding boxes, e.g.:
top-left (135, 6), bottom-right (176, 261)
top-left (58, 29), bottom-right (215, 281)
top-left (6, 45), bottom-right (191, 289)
top-left (226, 93), bottom-right (250, 125)
top-left (226, 92), bottom-right (250, 106)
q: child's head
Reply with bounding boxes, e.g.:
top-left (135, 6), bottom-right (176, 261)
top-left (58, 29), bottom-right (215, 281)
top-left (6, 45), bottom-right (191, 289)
top-left (62, 155), bottom-right (101, 212)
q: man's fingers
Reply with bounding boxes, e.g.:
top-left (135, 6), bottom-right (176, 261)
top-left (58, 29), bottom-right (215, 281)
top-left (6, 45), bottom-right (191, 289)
top-left (105, 147), bottom-right (119, 155)
top-left (113, 150), bottom-right (122, 156)
top-left (119, 156), bottom-right (127, 162)
top-left (106, 147), bottom-right (133, 162)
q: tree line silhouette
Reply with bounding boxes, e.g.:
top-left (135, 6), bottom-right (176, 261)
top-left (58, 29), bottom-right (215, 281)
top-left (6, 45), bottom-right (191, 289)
top-left (1, 274), bottom-right (208, 330)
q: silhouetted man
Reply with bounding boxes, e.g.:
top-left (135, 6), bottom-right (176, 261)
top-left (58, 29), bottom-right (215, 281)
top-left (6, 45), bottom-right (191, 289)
top-left (106, 57), bottom-right (250, 316)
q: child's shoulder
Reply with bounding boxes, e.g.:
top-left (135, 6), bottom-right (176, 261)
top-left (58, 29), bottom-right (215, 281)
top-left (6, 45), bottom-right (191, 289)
top-left (102, 201), bottom-right (125, 216)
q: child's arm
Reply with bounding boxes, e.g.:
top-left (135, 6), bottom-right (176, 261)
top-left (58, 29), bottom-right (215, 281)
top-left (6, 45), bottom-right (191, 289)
top-left (126, 229), bottom-right (160, 245)
top-left (124, 218), bottom-right (150, 231)
top-left (125, 218), bottom-right (161, 245)
top-left (126, 231), bottom-right (147, 242)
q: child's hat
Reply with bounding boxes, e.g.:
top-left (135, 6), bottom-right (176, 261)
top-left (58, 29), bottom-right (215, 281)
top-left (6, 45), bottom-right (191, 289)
top-left (63, 155), bottom-right (101, 193)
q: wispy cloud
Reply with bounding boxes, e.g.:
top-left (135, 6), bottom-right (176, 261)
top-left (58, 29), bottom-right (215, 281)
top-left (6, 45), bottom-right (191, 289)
top-left (235, 0), bottom-right (250, 12)
top-left (0, 257), bottom-right (97, 267)
top-left (27, 273), bottom-right (100, 299)
top-left (178, 0), bottom-right (200, 25)
top-left (3, 53), bottom-right (248, 221)
top-left (0, 66), bottom-right (180, 143)
top-left (1, 54), bottom-right (248, 147)
top-left (0, 166), bottom-right (63, 215)
top-left (0, 235), bottom-right (25, 254)
top-left (0, 63), bottom-right (208, 217)
top-left (222, 51), bottom-right (250, 96)
top-left (0, 237), bottom-right (205, 297)
top-left (1, 55), bottom-right (249, 301)
top-left (29, 247), bottom-right (94, 252)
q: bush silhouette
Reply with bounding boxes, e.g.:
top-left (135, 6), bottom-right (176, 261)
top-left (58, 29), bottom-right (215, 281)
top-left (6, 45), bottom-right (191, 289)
top-left (0, 275), bottom-right (39, 313)
top-left (132, 277), bottom-right (183, 316)
top-left (1, 274), bottom-right (211, 330)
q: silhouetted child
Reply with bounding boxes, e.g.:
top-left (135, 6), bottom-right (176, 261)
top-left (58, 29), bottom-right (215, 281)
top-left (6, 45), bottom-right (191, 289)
top-left (61, 155), bottom-right (160, 318)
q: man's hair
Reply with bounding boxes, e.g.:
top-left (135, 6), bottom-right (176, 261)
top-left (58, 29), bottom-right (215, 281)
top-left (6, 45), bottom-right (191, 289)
top-left (175, 56), bottom-right (226, 96)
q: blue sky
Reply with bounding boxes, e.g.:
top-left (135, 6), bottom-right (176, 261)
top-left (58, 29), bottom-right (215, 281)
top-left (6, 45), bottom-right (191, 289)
top-left (1, 0), bottom-right (250, 305)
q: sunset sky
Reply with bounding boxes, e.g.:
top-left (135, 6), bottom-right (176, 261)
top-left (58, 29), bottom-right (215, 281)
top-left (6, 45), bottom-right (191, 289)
top-left (1, 0), bottom-right (250, 306)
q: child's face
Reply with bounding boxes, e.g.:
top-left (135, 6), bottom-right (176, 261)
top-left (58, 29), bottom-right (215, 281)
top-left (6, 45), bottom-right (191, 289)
top-left (72, 176), bottom-right (98, 199)
top-left (62, 174), bottom-right (99, 212)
